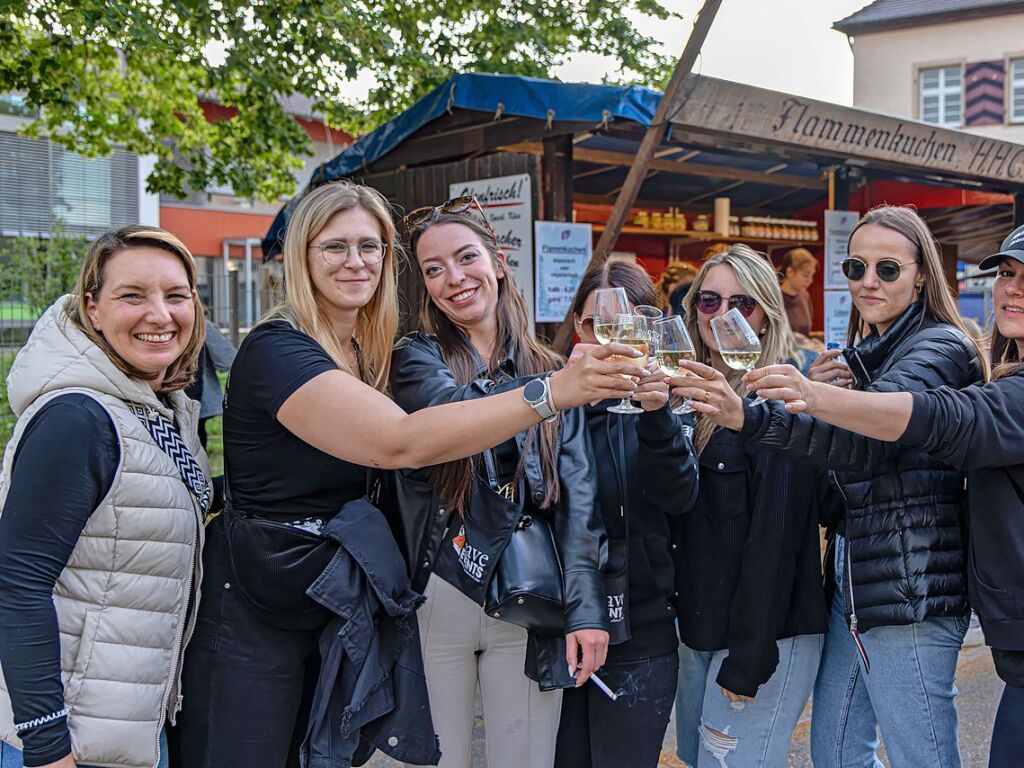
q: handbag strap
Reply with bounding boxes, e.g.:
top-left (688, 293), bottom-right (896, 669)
top-left (127, 402), bottom-right (212, 514)
top-left (606, 417), bottom-right (631, 540)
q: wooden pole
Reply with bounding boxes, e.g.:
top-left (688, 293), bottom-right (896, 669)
top-left (551, 0), bottom-right (724, 352)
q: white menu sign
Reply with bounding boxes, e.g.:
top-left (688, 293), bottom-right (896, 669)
top-left (824, 289), bottom-right (853, 348)
top-left (534, 221), bottom-right (592, 322)
top-left (824, 210), bottom-right (859, 290)
top-left (449, 174), bottom-right (534, 325)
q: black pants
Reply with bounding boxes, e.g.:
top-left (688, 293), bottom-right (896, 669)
top-left (990, 683), bottom-right (1024, 768)
top-left (173, 517), bottom-right (323, 768)
top-left (554, 650), bottom-right (679, 768)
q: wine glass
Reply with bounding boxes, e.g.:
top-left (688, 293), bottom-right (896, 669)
top-left (606, 313), bottom-right (649, 414)
top-left (592, 287), bottom-right (630, 345)
top-left (634, 305), bottom-right (663, 320)
top-left (653, 315), bottom-right (696, 415)
top-left (710, 307), bottom-right (765, 405)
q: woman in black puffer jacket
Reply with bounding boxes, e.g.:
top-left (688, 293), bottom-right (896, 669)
top-left (673, 205), bottom-right (986, 768)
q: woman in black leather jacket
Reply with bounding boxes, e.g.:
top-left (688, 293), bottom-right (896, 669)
top-left (554, 260), bottom-right (698, 768)
top-left (390, 199), bottom-right (612, 768)
top-left (675, 205), bottom-right (986, 768)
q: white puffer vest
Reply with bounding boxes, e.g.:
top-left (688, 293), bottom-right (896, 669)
top-left (0, 298), bottom-right (207, 768)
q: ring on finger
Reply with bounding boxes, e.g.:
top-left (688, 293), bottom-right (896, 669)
top-left (703, 390), bottom-right (710, 403)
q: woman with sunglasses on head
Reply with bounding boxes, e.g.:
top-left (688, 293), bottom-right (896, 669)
top-left (669, 244), bottom-right (832, 768)
top-left (738, 229), bottom-right (1024, 768)
top-left (550, 259), bottom-right (697, 768)
top-left (673, 205), bottom-right (986, 768)
top-left (175, 183), bottom-right (641, 768)
top-left (389, 197), bottom-right (631, 768)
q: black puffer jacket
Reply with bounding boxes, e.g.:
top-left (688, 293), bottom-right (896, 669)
top-left (386, 333), bottom-right (606, 689)
top-left (741, 300), bottom-right (984, 630)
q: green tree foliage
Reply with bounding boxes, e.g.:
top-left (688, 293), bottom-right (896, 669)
top-left (0, 225), bottom-right (88, 315)
top-left (0, 1), bottom-right (677, 202)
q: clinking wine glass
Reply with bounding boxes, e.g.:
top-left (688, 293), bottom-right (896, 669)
top-left (710, 307), bottom-right (765, 405)
top-left (606, 314), bottom-right (649, 415)
top-left (592, 287), bottom-right (630, 345)
top-left (653, 315), bottom-right (696, 415)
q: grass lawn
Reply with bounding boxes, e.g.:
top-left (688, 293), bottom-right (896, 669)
top-left (0, 302), bottom-right (38, 322)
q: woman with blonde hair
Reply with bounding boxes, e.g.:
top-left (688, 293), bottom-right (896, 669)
top-left (675, 205), bottom-right (986, 768)
top-left (669, 244), bottom-right (831, 767)
top-left (175, 181), bottom-right (641, 768)
top-left (0, 225), bottom-right (209, 768)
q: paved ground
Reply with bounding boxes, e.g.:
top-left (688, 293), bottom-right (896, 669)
top-left (368, 620), bottom-right (1002, 767)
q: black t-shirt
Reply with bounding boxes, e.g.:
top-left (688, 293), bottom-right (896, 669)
top-left (224, 321), bottom-right (368, 522)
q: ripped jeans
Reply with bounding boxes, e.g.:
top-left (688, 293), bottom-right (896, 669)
top-left (675, 634), bottom-right (823, 768)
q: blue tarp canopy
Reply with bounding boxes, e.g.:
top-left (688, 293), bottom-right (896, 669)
top-left (318, 73), bottom-right (662, 180)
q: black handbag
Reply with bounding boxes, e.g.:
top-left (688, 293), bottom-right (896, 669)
top-left (482, 450), bottom-right (566, 635)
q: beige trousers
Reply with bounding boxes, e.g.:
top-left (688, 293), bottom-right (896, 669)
top-left (410, 574), bottom-right (563, 768)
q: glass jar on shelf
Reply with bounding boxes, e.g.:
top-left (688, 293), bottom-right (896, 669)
top-left (651, 211), bottom-right (664, 230)
top-left (633, 210), bottom-right (650, 229)
top-left (693, 214), bottom-right (710, 232)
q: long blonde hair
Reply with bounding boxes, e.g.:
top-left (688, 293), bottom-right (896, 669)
top-left (846, 205), bottom-right (989, 379)
top-left (409, 211), bottom-right (563, 513)
top-left (64, 225), bottom-right (205, 393)
top-left (265, 181), bottom-right (400, 391)
top-left (683, 244), bottom-right (798, 451)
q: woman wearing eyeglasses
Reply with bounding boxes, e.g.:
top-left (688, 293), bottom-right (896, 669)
top-left (388, 197), bottom-right (624, 768)
top-left (174, 183), bottom-right (642, 768)
top-left (672, 206), bottom-right (986, 768)
top-left (669, 245), bottom-right (832, 768)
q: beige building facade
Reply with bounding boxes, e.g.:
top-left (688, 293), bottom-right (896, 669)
top-left (836, 1), bottom-right (1024, 142)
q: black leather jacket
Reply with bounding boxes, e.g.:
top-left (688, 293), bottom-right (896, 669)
top-left (741, 301), bottom-right (984, 630)
top-left (386, 334), bottom-right (607, 675)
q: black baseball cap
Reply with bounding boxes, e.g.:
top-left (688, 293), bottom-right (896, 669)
top-left (979, 224), bottom-right (1024, 270)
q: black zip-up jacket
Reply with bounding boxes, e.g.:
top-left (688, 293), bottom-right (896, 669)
top-left (672, 426), bottom-right (832, 697)
top-left (741, 300), bottom-right (984, 630)
top-left (584, 403), bottom-right (698, 663)
top-left (386, 333), bottom-right (607, 687)
top-left (900, 371), bottom-right (1024, 685)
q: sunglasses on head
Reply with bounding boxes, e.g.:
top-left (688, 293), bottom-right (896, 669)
top-left (695, 290), bottom-right (758, 318)
top-left (403, 195), bottom-right (499, 246)
top-left (841, 257), bottom-right (918, 283)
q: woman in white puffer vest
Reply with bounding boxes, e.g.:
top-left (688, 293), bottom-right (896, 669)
top-left (0, 225), bottom-right (210, 768)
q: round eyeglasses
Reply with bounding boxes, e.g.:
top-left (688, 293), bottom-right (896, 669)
top-left (310, 240), bottom-right (388, 266)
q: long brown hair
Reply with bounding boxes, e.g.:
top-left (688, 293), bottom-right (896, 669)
top-left (264, 181), bottom-right (400, 391)
top-left (682, 244), bottom-right (798, 452)
top-left (409, 211), bottom-right (563, 513)
top-left (846, 205), bottom-right (989, 379)
top-left (991, 259), bottom-right (1024, 378)
top-left (571, 258), bottom-right (660, 318)
top-left (64, 225), bottom-right (205, 392)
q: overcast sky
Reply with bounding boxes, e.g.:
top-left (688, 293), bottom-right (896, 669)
top-left (554, 0), bottom-right (871, 106)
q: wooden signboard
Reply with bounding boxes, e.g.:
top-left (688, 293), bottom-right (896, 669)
top-left (668, 75), bottom-right (1024, 189)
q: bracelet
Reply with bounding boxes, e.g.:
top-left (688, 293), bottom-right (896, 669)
top-left (15, 707), bottom-right (69, 734)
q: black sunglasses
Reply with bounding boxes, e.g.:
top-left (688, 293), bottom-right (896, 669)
top-left (403, 195), bottom-right (499, 246)
top-left (695, 290), bottom-right (758, 318)
top-left (841, 257), bottom-right (918, 283)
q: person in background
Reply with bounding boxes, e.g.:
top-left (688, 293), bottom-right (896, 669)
top-left (778, 247), bottom-right (817, 337)
top-left (390, 198), bottom-right (617, 768)
top-left (175, 181), bottom-right (640, 768)
top-left (183, 320), bottom-right (236, 449)
top-left (553, 259), bottom-right (698, 768)
top-left (0, 226), bottom-right (210, 768)
top-left (259, 251), bottom-right (285, 315)
top-left (675, 206), bottom-right (987, 768)
top-left (670, 244), bottom-right (830, 768)
top-left (667, 264), bottom-right (698, 318)
top-left (659, 262), bottom-right (691, 312)
top-left (738, 229), bottom-right (1024, 768)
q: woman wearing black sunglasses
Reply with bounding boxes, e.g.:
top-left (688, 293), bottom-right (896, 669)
top-left (673, 205), bottom-right (986, 768)
top-left (670, 244), bottom-right (832, 768)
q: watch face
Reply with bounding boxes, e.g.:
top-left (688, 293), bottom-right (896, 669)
top-left (523, 378), bottom-right (546, 403)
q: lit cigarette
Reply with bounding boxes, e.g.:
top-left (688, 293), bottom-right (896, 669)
top-left (569, 665), bottom-right (618, 700)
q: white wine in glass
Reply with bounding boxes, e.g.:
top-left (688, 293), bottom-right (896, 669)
top-left (711, 308), bottom-right (765, 405)
top-left (592, 287), bottom-right (630, 346)
top-left (607, 314), bottom-right (647, 414)
top-left (654, 315), bottom-right (697, 414)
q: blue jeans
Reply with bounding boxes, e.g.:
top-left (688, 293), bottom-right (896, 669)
top-left (675, 634), bottom-right (823, 767)
top-left (1, 729), bottom-right (169, 768)
top-left (810, 591), bottom-right (967, 768)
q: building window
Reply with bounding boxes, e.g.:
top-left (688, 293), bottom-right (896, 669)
top-left (1010, 59), bottom-right (1024, 122)
top-left (0, 94), bottom-right (39, 119)
top-left (920, 65), bottom-right (962, 127)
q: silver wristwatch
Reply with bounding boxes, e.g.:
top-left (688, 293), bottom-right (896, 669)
top-left (523, 374), bottom-right (557, 422)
